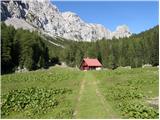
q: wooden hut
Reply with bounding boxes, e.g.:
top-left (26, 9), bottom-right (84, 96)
top-left (80, 58), bottom-right (102, 70)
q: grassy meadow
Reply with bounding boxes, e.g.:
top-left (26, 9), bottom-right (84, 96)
top-left (1, 66), bottom-right (159, 118)
top-left (1, 67), bottom-right (84, 118)
top-left (93, 67), bottom-right (159, 118)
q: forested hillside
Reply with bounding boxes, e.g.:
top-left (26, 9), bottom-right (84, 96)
top-left (64, 25), bottom-right (159, 68)
top-left (1, 22), bottom-right (159, 74)
top-left (1, 22), bottom-right (50, 74)
top-left (1, 22), bottom-right (70, 74)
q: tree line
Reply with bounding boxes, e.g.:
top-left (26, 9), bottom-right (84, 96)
top-left (63, 25), bottom-right (159, 69)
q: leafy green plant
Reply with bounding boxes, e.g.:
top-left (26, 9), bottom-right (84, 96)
top-left (93, 68), bottom-right (159, 119)
top-left (118, 102), bottom-right (159, 119)
top-left (1, 87), bottom-right (72, 118)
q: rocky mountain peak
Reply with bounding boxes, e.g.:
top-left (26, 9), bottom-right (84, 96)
top-left (62, 11), bottom-right (83, 23)
top-left (112, 25), bottom-right (131, 38)
top-left (1, 0), bottom-right (132, 41)
top-left (116, 25), bottom-right (130, 32)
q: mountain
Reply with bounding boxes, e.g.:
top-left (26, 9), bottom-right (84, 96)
top-left (1, 0), bottom-right (132, 41)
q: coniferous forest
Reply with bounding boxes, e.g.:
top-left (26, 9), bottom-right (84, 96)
top-left (1, 22), bottom-right (49, 74)
top-left (64, 25), bottom-right (159, 68)
top-left (1, 22), bottom-right (159, 74)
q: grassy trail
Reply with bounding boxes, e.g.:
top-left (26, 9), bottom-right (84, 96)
top-left (73, 71), bottom-right (117, 118)
top-left (1, 67), bottom-right (158, 118)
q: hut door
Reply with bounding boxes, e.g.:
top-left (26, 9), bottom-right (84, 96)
top-left (84, 66), bottom-right (89, 70)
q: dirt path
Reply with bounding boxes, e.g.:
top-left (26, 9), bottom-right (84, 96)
top-left (73, 77), bottom-right (86, 117)
top-left (73, 72), bottom-right (116, 118)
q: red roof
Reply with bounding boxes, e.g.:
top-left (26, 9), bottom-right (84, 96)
top-left (83, 58), bottom-right (102, 67)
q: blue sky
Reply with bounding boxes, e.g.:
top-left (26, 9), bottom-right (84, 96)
top-left (53, 1), bottom-right (159, 33)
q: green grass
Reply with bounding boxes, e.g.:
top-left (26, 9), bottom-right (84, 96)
top-left (1, 67), bottom-right (159, 119)
top-left (74, 71), bottom-right (118, 118)
top-left (92, 67), bottom-right (159, 118)
top-left (1, 67), bottom-right (84, 118)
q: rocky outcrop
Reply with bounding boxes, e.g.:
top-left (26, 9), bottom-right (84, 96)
top-left (5, 18), bottom-right (36, 30)
top-left (1, 0), bottom-right (132, 41)
top-left (112, 25), bottom-right (131, 38)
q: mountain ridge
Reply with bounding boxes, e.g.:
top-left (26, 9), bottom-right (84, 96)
top-left (1, 0), bottom-right (132, 41)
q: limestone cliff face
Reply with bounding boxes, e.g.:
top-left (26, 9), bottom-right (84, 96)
top-left (1, 0), bottom-right (132, 41)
